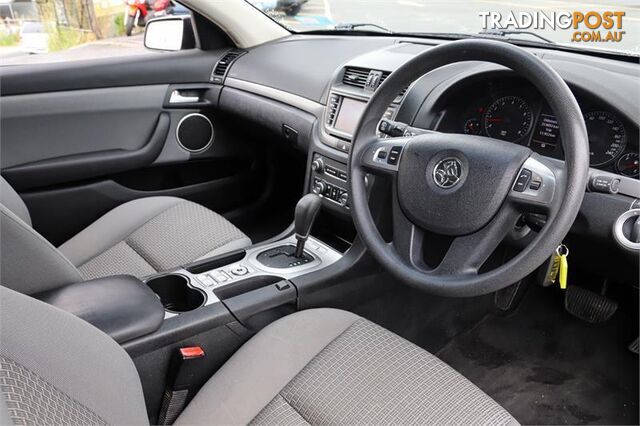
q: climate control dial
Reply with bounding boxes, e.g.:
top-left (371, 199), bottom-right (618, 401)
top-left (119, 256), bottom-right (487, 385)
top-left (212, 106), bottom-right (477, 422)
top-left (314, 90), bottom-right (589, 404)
top-left (311, 158), bottom-right (325, 173)
top-left (312, 181), bottom-right (326, 194)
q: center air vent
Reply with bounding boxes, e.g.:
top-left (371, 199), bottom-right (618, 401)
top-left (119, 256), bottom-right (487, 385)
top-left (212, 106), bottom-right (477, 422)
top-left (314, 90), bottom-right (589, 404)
top-left (342, 67), bottom-right (371, 89)
top-left (211, 49), bottom-right (245, 84)
top-left (379, 71), bottom-right (391, 85)
top-left (342, 67), bottom-right (407, 99)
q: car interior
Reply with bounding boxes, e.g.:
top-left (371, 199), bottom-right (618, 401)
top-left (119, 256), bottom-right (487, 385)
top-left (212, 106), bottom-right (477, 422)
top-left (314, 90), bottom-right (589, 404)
top-left (0, 1), bottom-right (638, 425)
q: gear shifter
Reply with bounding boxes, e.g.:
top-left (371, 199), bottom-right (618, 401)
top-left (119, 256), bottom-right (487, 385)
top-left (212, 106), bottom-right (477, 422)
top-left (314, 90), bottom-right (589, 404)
top-left (294, 193), bottom-right (322, 258)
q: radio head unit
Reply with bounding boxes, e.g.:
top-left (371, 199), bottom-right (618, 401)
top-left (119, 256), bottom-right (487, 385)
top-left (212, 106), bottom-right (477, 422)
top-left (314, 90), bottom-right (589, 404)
top-left (325, 91), bottom-right (398, 146)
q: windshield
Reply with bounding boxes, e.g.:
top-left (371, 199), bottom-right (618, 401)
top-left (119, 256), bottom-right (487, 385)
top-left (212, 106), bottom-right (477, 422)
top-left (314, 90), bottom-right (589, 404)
top-left (246, 0), bottom-right (639, 55)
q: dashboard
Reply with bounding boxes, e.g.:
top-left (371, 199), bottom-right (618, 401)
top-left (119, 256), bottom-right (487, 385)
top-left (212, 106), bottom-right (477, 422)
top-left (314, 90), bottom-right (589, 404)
top-left (432, 75), bottom-right (639, 178)
top-left (221, 35), bottom-right (640, 223)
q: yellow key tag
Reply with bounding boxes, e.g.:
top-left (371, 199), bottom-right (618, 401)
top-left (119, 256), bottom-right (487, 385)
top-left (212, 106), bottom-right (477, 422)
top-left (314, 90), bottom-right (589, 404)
top-left (556, 245), bottom-right (569, 290)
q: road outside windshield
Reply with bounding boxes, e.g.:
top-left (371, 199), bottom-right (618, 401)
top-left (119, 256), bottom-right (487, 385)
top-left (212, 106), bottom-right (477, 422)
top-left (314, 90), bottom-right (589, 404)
top-left (247, 0), bottom-right (640, 54)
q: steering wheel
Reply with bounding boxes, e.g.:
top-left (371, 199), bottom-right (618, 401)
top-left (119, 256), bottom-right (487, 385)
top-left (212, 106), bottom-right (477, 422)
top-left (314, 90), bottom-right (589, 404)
top-left (348, 39), bottom-right (589, 297)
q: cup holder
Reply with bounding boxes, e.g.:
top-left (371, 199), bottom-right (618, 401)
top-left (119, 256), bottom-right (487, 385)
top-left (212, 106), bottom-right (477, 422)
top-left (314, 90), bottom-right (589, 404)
top-left (146, 274), bottom-right (205, 313)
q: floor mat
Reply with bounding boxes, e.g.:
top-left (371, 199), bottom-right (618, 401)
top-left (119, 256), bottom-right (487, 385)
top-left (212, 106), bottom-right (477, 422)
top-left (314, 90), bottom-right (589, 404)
top-left (436, 285), bottom-right (639, 425)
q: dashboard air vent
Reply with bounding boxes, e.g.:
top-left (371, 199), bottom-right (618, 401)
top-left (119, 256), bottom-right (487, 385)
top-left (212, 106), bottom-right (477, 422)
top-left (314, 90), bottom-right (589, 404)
top-left (211, 49), bottom-right (245, 84)
top-left (342, 67), bottom-right (371, 89)
top-left (326, 93), bottom-right (340, 127)
top-left (342, 67), bottom-right (409, 101)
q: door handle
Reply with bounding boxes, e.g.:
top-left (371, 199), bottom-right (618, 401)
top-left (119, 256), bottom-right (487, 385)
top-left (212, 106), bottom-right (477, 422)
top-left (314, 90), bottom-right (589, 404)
top-left (169, 90), bottom-right (201, 104)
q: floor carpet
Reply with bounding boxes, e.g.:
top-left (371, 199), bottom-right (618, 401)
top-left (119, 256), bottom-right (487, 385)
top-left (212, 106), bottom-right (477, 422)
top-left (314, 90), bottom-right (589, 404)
top-left (436, 285), bottom-right (639, 425)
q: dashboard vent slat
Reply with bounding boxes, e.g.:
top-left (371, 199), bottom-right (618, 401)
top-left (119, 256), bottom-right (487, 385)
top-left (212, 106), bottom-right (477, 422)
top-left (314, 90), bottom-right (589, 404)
top-left (211, 49), bottom-right (245, 84)
top-left (326, 94), bottom-right (341, 126)
top-left (342, 67), bottom-right (371, 89)
top-left (342, 67), bottom-right (410, 101)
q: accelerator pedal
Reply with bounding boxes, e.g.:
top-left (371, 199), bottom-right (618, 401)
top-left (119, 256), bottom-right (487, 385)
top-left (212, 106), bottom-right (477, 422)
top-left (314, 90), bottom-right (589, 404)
top-left (564, 285), bottom-right (618, 323)
top-left (629, 338), bottom-right (639, 355)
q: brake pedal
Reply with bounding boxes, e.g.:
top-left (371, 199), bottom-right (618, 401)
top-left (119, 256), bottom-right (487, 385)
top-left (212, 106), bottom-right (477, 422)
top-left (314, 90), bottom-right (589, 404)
top-left (564, 285), bottom-right (618, 323)
top-left (629, 338), bottom-right (639, 355)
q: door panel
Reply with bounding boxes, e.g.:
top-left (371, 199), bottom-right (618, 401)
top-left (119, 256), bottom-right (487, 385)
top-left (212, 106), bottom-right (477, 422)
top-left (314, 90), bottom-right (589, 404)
top-left (0, 49), bottom-right (224, 96)
top-left (0, 48), bottom-right (267, 245)
top-left (1, 85), bottom-right (167, 169)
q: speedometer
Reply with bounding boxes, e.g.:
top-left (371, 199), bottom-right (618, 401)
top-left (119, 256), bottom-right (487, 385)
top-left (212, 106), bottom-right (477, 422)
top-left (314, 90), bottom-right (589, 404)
top-left (484, 96), bottom-right (533, 143)
top-left (584, 111), bottom-right (626, 166)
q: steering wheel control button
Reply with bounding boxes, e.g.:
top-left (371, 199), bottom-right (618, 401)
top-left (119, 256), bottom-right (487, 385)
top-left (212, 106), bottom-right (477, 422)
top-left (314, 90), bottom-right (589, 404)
top-left (387, 146), bottom-right (403, 165)
top-left (589, 175), bottom-right (621, 194)
top-left (513, 168), bottom-right (532, 192)
top-left (529, 175), bottom-right (543, 191)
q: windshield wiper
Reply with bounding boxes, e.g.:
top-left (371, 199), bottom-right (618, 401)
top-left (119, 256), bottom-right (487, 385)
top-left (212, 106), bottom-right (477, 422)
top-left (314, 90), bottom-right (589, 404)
top-left (334, 22), bottom-right (393, 34)
top-left (478, 29), bottom-right (555, 44)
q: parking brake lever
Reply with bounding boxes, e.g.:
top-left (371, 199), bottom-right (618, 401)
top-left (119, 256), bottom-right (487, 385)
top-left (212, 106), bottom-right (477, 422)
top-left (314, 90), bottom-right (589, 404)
top-left (294, 193), bottom-right (322, 258)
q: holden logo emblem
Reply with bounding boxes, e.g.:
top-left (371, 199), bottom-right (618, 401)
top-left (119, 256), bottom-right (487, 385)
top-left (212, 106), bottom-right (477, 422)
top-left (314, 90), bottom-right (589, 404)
top-left (433, 157), bottom-right (463, 189)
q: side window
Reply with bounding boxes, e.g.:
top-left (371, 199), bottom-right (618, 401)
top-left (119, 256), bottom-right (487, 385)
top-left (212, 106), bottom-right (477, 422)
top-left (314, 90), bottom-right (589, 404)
top-left (0, 0), bottom-right (188, 66)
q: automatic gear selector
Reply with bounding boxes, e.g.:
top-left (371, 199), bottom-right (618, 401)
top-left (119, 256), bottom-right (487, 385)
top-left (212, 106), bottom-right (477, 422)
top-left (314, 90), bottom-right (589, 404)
top-left (255, 193), bottom-right (322, 269)
top-left (293, 193), bottom-right (322, 257)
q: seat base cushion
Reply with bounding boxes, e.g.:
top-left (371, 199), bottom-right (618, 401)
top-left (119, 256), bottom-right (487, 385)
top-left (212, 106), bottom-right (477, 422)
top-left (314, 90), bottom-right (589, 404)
top-left (177, 309), bottom-right (518, 426)
top-left (58, 197), bottom-right (251, 280)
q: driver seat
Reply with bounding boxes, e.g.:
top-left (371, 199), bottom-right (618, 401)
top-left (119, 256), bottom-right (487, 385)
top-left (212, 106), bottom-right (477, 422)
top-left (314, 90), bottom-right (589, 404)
top-left (0, 286), bottom-right (518, 425)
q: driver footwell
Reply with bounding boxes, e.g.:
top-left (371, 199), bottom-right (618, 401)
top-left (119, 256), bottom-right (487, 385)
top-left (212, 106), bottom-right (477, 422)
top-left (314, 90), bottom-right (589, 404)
top-left (436, 285), bottom-right (638, 425)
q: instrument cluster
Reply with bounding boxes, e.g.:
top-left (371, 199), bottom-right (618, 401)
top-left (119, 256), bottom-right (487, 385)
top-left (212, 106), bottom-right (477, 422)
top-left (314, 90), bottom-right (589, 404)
top-left (434, 80), bottom-right (638, 178)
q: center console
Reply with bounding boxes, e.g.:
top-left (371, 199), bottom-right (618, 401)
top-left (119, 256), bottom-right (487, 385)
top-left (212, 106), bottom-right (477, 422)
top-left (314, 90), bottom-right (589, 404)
top-left (310, 154), bottom-right (350, 209)
top-left (321, 66), bottom-right (408, 153)
top-left (308, 66), bottom-right (410, 215)
top-left (146, 234), bottom-right (342, 320)
top-left (37, 207), bottom-right (346, 423)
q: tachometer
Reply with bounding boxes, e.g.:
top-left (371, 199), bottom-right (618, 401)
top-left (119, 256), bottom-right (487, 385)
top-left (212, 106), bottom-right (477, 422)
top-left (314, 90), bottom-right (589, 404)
top-left (584, 111), bottom-right (626, 166)
top-left (616, 152), bottom-right (639, 177)
top-left (484, 96), bottom-right (533, 143)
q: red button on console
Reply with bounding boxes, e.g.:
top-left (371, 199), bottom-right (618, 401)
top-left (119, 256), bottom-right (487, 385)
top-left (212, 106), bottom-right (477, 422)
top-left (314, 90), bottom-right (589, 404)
top-left (180, 346), bottom-right (205, 359)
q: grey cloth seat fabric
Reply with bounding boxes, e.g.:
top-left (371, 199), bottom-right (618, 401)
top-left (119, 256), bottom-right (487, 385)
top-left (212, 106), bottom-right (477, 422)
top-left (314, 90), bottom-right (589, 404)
top-left (0, 286), bottom-right (148, 425)
top-left (0, 286), bottom-right (518, 425)
top-left (0, 175), bottom-right (251, 293)
top-left (58, 196), bottom-right (252, 281)
top-left (177, 309), bottom-right (518, 426)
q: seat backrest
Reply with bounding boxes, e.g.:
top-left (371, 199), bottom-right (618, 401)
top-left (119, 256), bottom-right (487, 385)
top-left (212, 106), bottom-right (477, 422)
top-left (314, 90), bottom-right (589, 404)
top-left (0, 176), bottom-right (82, 294)
top-left (0, 176), bottom-right (30, 226)
top-left (0, 285), bottom-right (149, 425)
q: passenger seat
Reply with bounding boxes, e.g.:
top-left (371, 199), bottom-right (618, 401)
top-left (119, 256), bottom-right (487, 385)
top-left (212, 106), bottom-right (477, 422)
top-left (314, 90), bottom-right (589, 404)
top-left (0, 176), bottom-right (251, 295)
